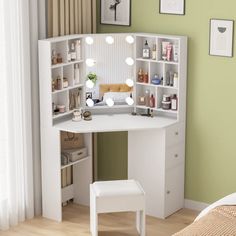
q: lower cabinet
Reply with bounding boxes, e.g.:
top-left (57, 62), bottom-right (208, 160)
top-left (128, 123), bottom-right (185, 219)
top-left (164, 164), bottom-right (185, 217)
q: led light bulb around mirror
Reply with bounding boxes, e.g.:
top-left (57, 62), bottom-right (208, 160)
top-left (86, 79), bottom-right (95, 89)
top-left (105, 36), bottom-right (114, 44)
top-left (85, 37), bottom-right (94, 45)
top-left (126, 97), bottom-right (134, 106)
top-left (126, 78), bottom-right (134, 87)
top-left (125, 57), bottom-right (134, 66)
top-left (86, 98), bottom-right (94, 107)
top-left (126, 35), bottom-right (135, 44)
top-left (86, 58), bottom-right (96, 67)
top-left (106, 98), bottom-right (115, 107)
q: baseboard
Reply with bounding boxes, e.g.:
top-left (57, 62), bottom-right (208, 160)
top-left (184, 199), bottom-right (209, 212)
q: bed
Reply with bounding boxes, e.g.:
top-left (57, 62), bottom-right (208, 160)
top-left (93, 83), bottom-right (133, 106)
top-left (173, 193), bottom-right (236, 236)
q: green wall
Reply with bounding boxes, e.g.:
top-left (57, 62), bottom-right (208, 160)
top-left (96, 0), bottom-right (236, 204)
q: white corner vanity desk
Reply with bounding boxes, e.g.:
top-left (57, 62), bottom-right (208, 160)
top-left (38, 33), bottom-right (187, 222)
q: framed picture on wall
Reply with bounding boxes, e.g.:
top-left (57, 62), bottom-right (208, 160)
top-left (159, 0), bottom-right (185, 15)
top-left (100, 0), bottom-right (131, 26)
top-left (209, 19), bottom-right (234, 57)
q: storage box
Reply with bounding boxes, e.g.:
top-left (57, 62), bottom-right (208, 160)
top-left (62, 147), bottom-right (88, 162)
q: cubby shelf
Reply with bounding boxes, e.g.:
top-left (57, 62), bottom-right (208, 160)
top-left (51, 60), bottom-right (84, 69)
top-left (136, 58), bottom-right (158, 62)
top-left (156, 108), bottom-right (178, 114)
top-left (136, 105), bottom-right (178, 114)
top-left (136, 82), bottom-right (178, 90)
top-left (53, 110), bottom-right (74, 120)
top-left (157, 60), bottom-right (179, 65)
top-left (61, 156), bottom-right (90, 170)
top-left (52, 84), bottom-right (84, 95)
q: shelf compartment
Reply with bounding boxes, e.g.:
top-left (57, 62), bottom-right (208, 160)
top-left (150, 62), bottom-right (164, 84)
top-left (52, 84), bottom-right (84, 95)
top-left (136, 36), bottom-right (157, 60)
top-left (164, 64), bottom-right (179, 87)
top-left (156, 108), bottom-right (178, 114)
top-left (51, 60), bottom-right (84, 69)
top-left (157, 38), bottom-right (180, 63)
top-left (61, 156), bottom-right (90, 170)
top-left (51, 41), bottom-right (68, 66)
top-left (53, 110), bottom-right (74, 120)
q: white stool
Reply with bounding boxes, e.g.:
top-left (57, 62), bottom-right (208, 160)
top-left (90, 180), bottom-right (146, 236)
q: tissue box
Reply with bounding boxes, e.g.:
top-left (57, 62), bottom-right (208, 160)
top-left (62, 147), bottom-right (88, 162)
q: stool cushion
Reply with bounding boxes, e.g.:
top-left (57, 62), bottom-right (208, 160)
top-left (92, 180), bottom-right (144, 197)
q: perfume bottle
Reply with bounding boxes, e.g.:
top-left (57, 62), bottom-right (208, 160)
top-left (171, 94), bottom-right (178, 111)
top-left (145, 89), bottom-right (150, 107)
top-left (173, 73), bottom-right (178, 88)
top-left (67, 45), bottom-right (71, 62)
top-left (138, 68), bottom-right (144, 83)
top-left (51, 50), bottom-right (57, 65)
top-left (144, 72), bottom-right (149, 83)
top-left (150, 94), bottom-right (155, 108)
top-left (142, 40), bottom-right (150, 59)
top-left (152, 44), bottom-right (157, 60)
top-left (71, 43), bottom-right (76, 61)
top-left (74, 64), bottom-right (80, 85)
top-left (75, 40), bottom-right (81, 60)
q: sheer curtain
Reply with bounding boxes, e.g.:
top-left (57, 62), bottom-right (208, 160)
top-left (0, 0), bottom-right (34, 230)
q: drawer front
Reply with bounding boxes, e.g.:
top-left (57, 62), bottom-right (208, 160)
top-left (165, 143), bottom-right (185, 170)
top-left (165, 123), bottom-right (185, 147)
top-left (164, 164), bottom-right (185, 217)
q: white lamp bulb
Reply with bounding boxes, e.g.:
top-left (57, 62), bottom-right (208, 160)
top-left (126, 35), bottom-right (135, 44)
top-left (126, 78), bottom-right (134, 87)
top-left (85, 37), bottom-right (94, 45)
top-left (126, 97), bottom-right (134, 106)
top-left (86, 98), bottom-right (94, 107)
top-left (86, 58), bottom-right (96, 67)
top-left (105, 36), bottom-right (114, 44)
top-left (86, 80), bottom-right (94, 89)
top-left (106, 98), bottom-right (115, 107)
top-left (125, 57), bottom-right (134, 66)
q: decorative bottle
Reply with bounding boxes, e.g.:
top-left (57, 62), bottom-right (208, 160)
top-left (145, 89), bottom-right (150, 107)
top-left (152, 44), bottom-right (157, 60)
top-left (173, 73), bottom-right (178, 88)
top-left (150, 94), bottom-right (155, 108)
top-left (75, 40), bottom-right (81, 60)
top-left (171, 94), bottom-right (178, 111)
top-left (74, 64), bottom-right (80, 85)
top-left (71, 43), bottom-right (76, 61)
top-left (67, 45), bottom-right (71, 62)
top-left (138, 68), bottom-right (144, 83)
top-left (142, 40), bottom-right (150, 59)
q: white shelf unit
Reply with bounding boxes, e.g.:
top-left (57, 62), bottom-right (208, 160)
top-left (39, 33), bottom-right (187, 221)
top-left (134, 34), bottom-right (185, 121)
top-left (40, 36), bottom-right (86, 124)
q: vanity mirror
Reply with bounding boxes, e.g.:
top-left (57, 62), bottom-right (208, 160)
top-left (84, 34), bottom-right (135, 110)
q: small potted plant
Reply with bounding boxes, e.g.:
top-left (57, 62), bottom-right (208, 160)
top-left (86, 72), bottom-right (97, 89)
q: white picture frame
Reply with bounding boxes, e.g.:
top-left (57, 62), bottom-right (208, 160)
top-left (209, 19), bottom-right (234, 57)
top-left (159, 0), bottom-right (185, 15)
top-left (100, 0), bottom-right (131, 26)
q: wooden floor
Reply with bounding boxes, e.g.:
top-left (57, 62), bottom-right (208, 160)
top-left (0, 204), bottom-right (198, 236)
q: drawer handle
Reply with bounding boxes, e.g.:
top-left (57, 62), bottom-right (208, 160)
top-left (167, 190), bottom-right (171, 195)
top-left (174, 154), bottom-right (178, 158)
top-left (175, 131), bottom-right (179, 136)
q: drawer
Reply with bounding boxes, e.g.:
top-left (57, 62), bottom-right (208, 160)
top-left (165, 123), bottom-right (185, 147)
top-left (164, 164), bottom-right (185, 217)
top-left (165, 143), bottom-right (185, 170)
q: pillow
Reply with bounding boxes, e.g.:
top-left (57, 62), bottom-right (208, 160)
top-left (103, 92), bottom-right (131, 101)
